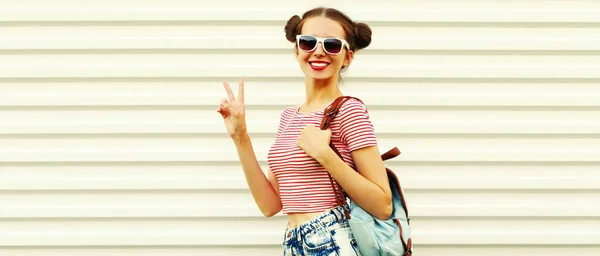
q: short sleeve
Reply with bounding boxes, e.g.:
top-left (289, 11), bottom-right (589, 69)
top-left (275, 107), bottom-right (294, 138)
top-left (336, 99), bottom-right (378, 151)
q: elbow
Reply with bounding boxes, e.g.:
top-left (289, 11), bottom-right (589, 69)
top-left (374, 195), bottom-right (393, 220)
top-left (375, 203), bottom-right (393, 220)
top-left (261, 204), bottom-right (282, 217)
top-left (262, 210), bottom-right (279, 217)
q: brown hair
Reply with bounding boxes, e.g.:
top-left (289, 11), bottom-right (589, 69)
top-left (284, 7), bottom-right (372, 52)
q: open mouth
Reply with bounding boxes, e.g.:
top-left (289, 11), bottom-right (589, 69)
top-left (309, 61), bottom-right (330, 70)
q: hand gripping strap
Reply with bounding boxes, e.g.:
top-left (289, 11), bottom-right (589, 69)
top-left (320, 96), bottom-right (359, 219)
top-left (320, 96), bottom-right (410, 255)
top-left (319, 96), bottom-right (402, 219)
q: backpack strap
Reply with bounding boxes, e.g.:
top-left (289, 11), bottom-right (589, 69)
top-left (320, 96), bottom-right (361, 130)
top-left (320, 96), bottom-right (359, 219)
top-left (320, 96), bottom-right (412, 255)
top-left (319, 96), bottom-right (404, 219)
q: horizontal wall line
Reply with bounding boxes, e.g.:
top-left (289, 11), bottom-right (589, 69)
top-left (0, 245), bottom-right (281, 249)
top-left (1, 133), bottom-right (600, 139)
top-left (0, 244), bottom-right (597, 249)
top-left (1, 188), bottom-right (598, 194)
top-left (0, 245), bottom-right (282, 249)
top-left (2, 105), bottom-right (600, 111)
top-left (2, 49), bottom-right (600, 56)
top-left (1, 21), bottom-right (600, 27)
top-left (388, 22), bottom-right (600, 28)
top-left (0, 189), bottom-right (248, 194)
top-left (1, 161), bottom-right (599, 167)
top-left (0, 216), bottom-right (597, 222)
top-left (422, 244), bottom-right (600, 248)
top-left (2, 77), bottom-right (600, 83)
top-left (0, 20), bottom-right (285, 26)
top-left (0, 217), bottom-right (266, 222)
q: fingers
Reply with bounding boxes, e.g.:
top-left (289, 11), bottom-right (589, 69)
top-left (220, 97), bottom-right (228, 106)
top-left (217, 98), bottom-right (230, 118)
top-left (222, 80), bottom-right (236, 102)
top-left (238, 78), bottom-right (244, 103)
top-left (219, 98), bottom-right (230, 110)
top-left (219, 78), bottom-right (243, 119)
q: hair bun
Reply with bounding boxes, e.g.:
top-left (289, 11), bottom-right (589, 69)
top-left (284, 15), bottom-right (302, 42)
top-left (353, 22), bottom-right (372, 50)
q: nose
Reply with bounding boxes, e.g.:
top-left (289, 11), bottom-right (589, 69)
top-left (313, 42), bottom-right (326, 56)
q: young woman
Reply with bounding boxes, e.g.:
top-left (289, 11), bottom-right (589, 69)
top-left (217, 7), bottom-right (393, 255)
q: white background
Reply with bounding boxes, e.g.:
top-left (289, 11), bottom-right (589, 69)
top-left (1, 0), bottom-right (599, 255)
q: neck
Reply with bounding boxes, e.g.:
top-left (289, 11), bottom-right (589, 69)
top-left (304, 76), bottom-right (342, 108)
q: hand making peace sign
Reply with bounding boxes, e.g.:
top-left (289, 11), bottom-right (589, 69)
top-left (217, 78), bottom-right (247, 141)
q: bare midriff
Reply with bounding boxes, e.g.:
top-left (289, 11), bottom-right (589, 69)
top-left (286, 211), bottom-right (325, 228)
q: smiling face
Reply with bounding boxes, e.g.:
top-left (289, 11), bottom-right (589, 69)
top-left (295, 16), bottom-right (354, 82)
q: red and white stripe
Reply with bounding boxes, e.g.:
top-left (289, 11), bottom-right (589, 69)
top-left (267, 98), bottom-right (378, 214)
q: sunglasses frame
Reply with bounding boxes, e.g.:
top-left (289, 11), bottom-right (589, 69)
top-left (296, 35), bottom-right (350, 55)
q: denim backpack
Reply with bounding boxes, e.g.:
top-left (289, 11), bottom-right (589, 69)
top-left (320, 96), bottom-right (413, 256)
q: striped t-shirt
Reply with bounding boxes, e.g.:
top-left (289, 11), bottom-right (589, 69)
top-left (267, 98), bottom-right (378, 214)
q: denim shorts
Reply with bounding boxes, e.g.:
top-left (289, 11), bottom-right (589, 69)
top-left (282, 205), bottom-right (361, 256)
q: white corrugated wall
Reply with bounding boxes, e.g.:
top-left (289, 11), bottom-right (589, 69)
top-left (1, 0), bottom-right (599, 255)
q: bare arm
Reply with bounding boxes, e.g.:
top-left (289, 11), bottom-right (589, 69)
top-left (316, 146), bottom-right (392, 220)
top-left (217, 78), bottom-right (282, 217)
top-left (233, 133), bottom-right (282, 217)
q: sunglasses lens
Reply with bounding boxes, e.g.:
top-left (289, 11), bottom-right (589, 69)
top-left (324, 39), bottom-right (343, 54)
top-left (298, 35), bottom-right (317, 51)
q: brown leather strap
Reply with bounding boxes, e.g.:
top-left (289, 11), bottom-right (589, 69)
top-left (381, 147), bottom-right (401, 161)
top-left (325, 141), bottom-right (346, 209)
top-left (388, 167), bottom-right (410, 220)
top-left (320, 96), bottom-right (360, 219)
top-left (320, 96), bottom-right (360, 130)
top-left (321, 96), bottom-right (412, 254)
top-left (405, 238), bottom-right (413, 256)
top-left (320, 96), bottom-right (404, 220)
top-left (394, 218), bottom-right (413, 256)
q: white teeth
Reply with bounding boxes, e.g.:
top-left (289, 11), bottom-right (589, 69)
top-left (311, 62), bottom-right (328, 67)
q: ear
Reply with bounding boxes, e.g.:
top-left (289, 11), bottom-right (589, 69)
top-left (343, 50), bottom-right (354, 67)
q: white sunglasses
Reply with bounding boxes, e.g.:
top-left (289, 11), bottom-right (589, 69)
top-left (296, 35), bottom-right (350, 55)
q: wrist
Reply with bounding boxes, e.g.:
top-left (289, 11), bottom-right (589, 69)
top-left (232, 131), bottom-right (250, 145)
top-left (314, 146), bottom-right (335, 164)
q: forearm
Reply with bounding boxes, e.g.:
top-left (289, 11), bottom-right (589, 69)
top-left (316, 148), bottom-right (392, 219)
top-left (233, 133), bottom-right (282, 216)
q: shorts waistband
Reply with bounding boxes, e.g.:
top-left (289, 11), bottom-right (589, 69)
top-left (285, 205), bottom-right (348, 239)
